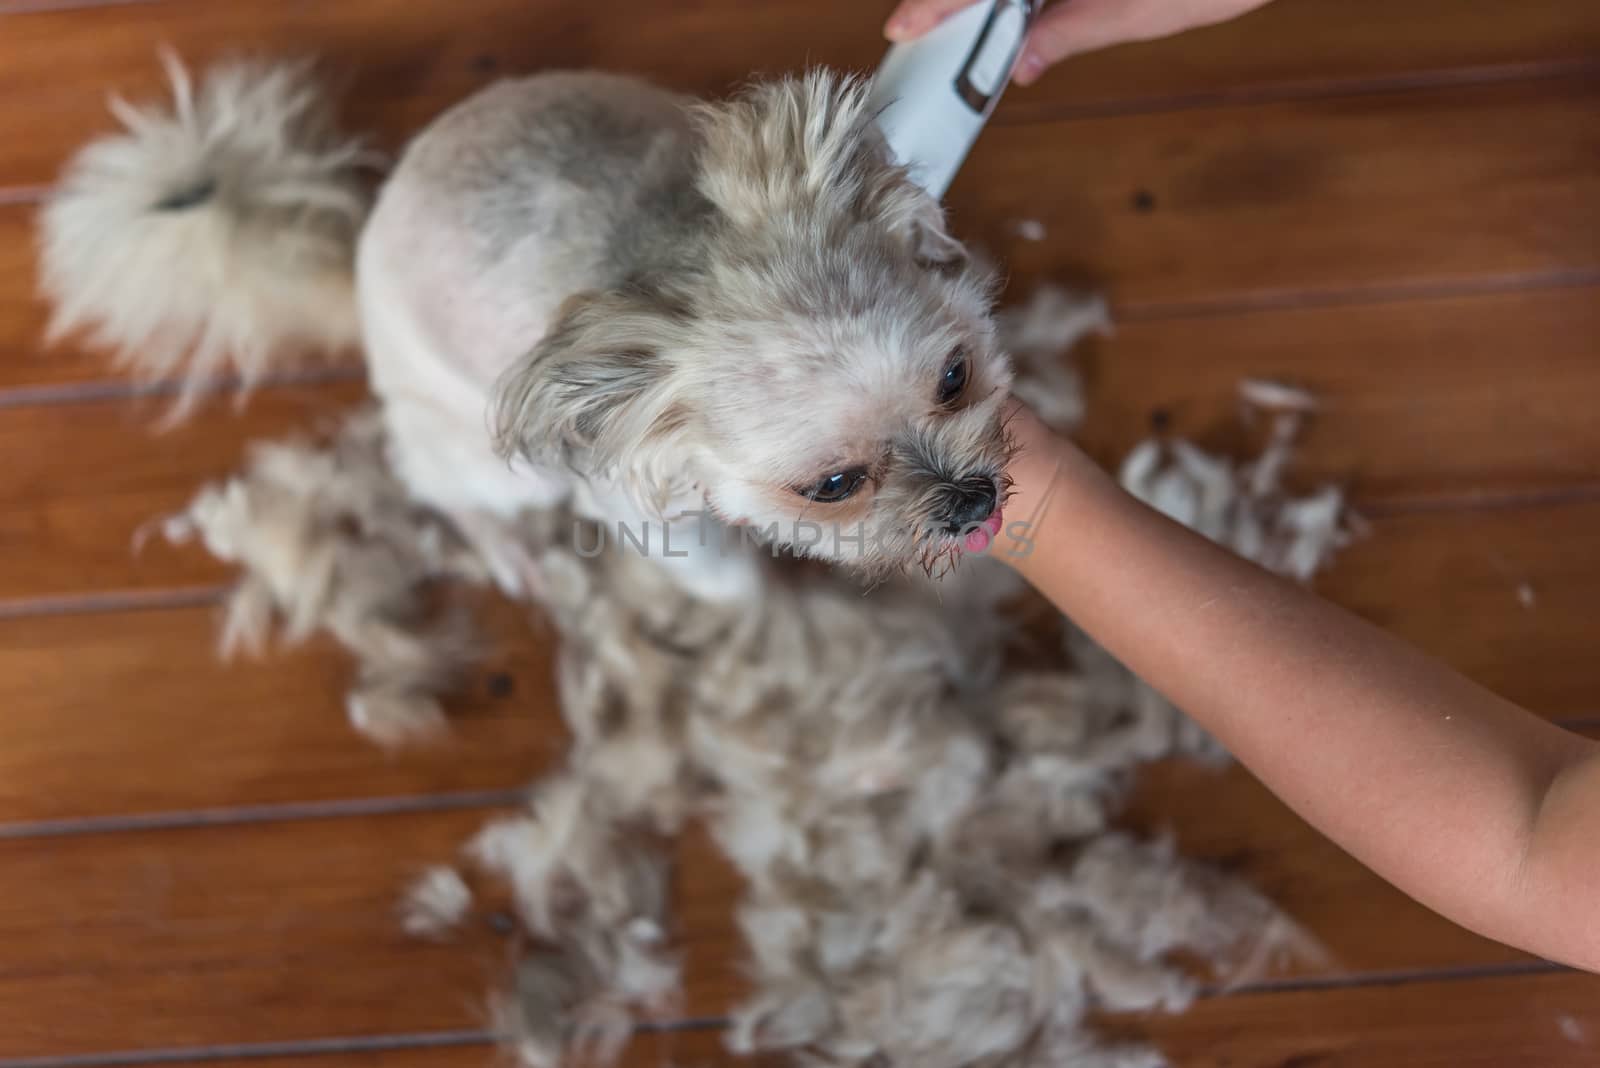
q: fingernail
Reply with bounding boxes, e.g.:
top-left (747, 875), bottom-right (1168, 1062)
top-left (885, 15), bottom-right (912, 40)
top-left (1015, 53), bottom-right (1044, 85)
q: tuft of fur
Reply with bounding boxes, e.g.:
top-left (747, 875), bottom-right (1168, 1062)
top-left (691, 70), bottom-right (965, 268)
top-left (400, 865), bottom-right (474, 939)
top-left (509, 491), bottom-right (1326, 1068)
top-left (469, 771), bottom-right (683, 1067)
top-left (1119, 387), bottom-right (1359, 583)
top-left (38, 53), bottom-right (371, 419)
top-left (160, 408), bottom-right (488, 747)
top-left (999, 285), bottom-right (1113, 433)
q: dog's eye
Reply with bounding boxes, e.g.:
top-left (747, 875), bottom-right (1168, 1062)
top-left (798, 467), bottom-right (869, 504)
top-left (937, 350), bottom-right (970, 407)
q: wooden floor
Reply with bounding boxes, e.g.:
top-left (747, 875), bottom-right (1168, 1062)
top-left (2, 0), bottom-right (1598, 1065)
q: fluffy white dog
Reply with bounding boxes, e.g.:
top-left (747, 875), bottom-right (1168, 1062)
top-left (40, 57), bottom-right (1017, 601)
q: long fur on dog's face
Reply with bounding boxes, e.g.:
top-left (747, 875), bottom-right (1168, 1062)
top-left (494, 72), bottom-right (1014, 578)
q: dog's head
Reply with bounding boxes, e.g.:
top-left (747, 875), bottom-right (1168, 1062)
top-left (493, 72), bottom-right (1013, 578)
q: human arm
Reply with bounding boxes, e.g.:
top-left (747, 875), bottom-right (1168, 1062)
top-left (885, 0), bottom-right (1278, 84)
top-left (996, 401), bottom-right (1600, 972)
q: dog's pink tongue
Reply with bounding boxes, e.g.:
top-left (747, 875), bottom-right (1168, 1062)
top-left (963, 508), bottom-right (1005, 553)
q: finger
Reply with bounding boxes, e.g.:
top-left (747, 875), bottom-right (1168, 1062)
top-left (1013, 3), bottom-right (1131, 84)
top-left (884, 0), bottom-right (984, 41)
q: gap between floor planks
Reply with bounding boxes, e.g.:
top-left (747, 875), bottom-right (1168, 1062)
top-left (0, 0), bottom-right (1593, 129)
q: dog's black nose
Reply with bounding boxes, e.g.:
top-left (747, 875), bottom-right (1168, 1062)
top-left (942, 481), bottom-right (998, 531)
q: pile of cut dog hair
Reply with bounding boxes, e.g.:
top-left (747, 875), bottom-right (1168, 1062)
top-left (161, 285), bottom-right (1352, 1067)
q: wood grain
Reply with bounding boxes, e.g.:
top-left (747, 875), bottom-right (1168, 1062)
top-left (0, 381), bottom-right (365, 603)
top-left (2, 2), bottom-right (1596, 1062)
top-left (0, 808), bottom-right (514, 1058)
top-left (1119, 969), bottom-right (1600, 1068)
top-left (2, 501), bottom-right (1595, 828)
top-left (3, 0), bottom-right (1597, 192)
top-left (111, 967), bottom-right (1600, 1068)
top-left (11, 747), bottom-right (1600, 1062)
top-left (955, 74), bottom-right (1600, 309)
top-left (1070, 283), bottom-right (1600, 505)
top-left (18, 974), bottom-right (1595, 1068)
top-left (2, 291), bottom-right (1595, 599)
top-left (0, 204), bottom-right (71, 391)
top-left (0, 596), bottom-right (559, 826)
top-left (7, 78), bottom-right (1597, 396)
top-left (185, 1029), bottom-right (777, 1068)
top-left (4, 394), bottom-right (1597, 715)
top-left (0, 797), bottom-right (1585, 1060)
top-left (0, 808), bottom-right (767, 1057)
top-left (0, 801), bottom-right (1508, 1058)
top-left (1004, 0), bottom-right (1600, 120)
top-left (1322, 499), bottom-right (1600, 720)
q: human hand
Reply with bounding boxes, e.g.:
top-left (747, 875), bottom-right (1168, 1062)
top-left (884, 0), bottom-right (1277, 85)
top-left (992, 397), bottom-right (1106, 567)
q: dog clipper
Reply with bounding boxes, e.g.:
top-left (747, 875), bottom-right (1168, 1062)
top-left (869, 0), bottom-right (1039, 199)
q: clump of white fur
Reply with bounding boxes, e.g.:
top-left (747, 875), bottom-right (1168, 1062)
top-left (998, 285), bottom-right (1112, 432)
top-left (163, 298), bottom-right (1355, 1066)
top-left (1119, 382), bottom-right (1359, 583)
top-left (470, 774), bottom-right (682, 1067)
top-left (495, 485), bottom-right (1328, 1068)
top-left (400, 865), bottom-right (474, 939)
top-left (37, 53), bottom-right (371, 419)
top-left (161, 409), bottom-right (488, 747)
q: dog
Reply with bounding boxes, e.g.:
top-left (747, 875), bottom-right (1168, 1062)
top-left (40, 57), bottom-right (1015, 602)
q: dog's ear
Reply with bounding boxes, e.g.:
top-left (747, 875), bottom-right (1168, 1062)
top-left (694, 71), bottom-right (968, 271)
top-left (491, 290), bottom-right (683, 472)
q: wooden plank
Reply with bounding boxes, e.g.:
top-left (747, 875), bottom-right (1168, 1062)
top-left (5, 392), bottom-right (1597, 718)
top-left (0, 0), bottom-right (885, 195)
top-left (0, 800), bottom-right (1450, 1056)
top-left (0, 798), bottom-right (1584, 1059)
top-left (0, 380), bottom-right (365, 602)
top-left (954, 74), bottom-right (1600, 309)
top-left (0, 809), bottom-right (759, 1057)
top-left (0, 272), bottom-right (1592, 598)
top-left (1070, 284), bottom-right (1600, 506)
top-left (6, 77), bottom-right (1597, 394)
top-left (3, 0), bottom-right (1587, 191)
top-left (3, 0), bottom-right (1597, 192)
top-left (1118, 969), bottom-right (1600, 1068)
top-left (0, 809), bottom-right (514, 1057)
top-left (1006, 0), bottom-right (1600, 120)
top-left (8, 220), bottom-right (1600, 495)
top-left (122, 968), bottom-right (1600, 1067)
top-left (0, 596), bottom-right (558, 826)
top-left (1318, 499), bottom-right (1600, 720)
top-left (0, 203), bottom-right (81, 392)
top-left (187, 1029), bottom-right (774, 1068)
top-left (3, 733), bottom-right (1591, 1057)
